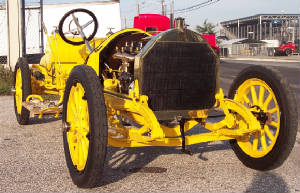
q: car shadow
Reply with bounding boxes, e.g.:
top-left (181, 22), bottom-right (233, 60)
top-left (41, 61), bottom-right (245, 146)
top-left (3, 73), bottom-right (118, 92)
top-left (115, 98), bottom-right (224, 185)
top-left (98, 140), bottom-right (230, 187)
top-left (244, 172), bottom-right (290, 193)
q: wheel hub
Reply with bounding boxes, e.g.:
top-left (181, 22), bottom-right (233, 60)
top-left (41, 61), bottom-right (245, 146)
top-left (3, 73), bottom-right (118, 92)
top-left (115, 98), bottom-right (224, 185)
top-left (251, 105), bottom-right (273, 127)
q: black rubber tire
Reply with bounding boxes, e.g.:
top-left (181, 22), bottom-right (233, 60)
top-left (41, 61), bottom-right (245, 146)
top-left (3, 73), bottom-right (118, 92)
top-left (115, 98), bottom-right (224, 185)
top-left (228, 65), bottom-right (298, 171)
top-left (285, 48), bottom-right (292, 56)
top-left (13, 57), bottom-right (31, 125)
top-left (58, 8), bottom-right (98, 46)
top-left (62, 65), bottom-right (107, 188)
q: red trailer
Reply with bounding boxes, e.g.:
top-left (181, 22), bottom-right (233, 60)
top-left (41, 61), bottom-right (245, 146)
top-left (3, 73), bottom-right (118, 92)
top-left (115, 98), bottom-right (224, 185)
top-left (133, 14), bottom-right (219, 53)
top-left (134, 14), bottom-right (170, 34)
top-left (201, 34), bottom-right (220, 54)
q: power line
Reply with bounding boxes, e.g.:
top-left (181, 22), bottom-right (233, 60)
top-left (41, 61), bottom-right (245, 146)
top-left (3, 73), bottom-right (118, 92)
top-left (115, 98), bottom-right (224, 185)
top-left (174, 0), bottom-right (211, 12)
top-left (126, 0), bottom-right (220, 18)
top-left (173, 0), bottom-right (220, 14)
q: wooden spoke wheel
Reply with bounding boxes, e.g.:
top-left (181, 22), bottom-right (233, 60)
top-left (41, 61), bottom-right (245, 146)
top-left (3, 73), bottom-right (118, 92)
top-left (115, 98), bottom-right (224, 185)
top-left (229, 65), bottom-right (298, 170)
top-left (62, 65), bottom-right (107, 188)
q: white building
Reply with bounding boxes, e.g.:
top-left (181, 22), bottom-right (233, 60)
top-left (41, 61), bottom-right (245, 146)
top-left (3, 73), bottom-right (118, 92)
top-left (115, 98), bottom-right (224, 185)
top-left (1, 1), bottom-right (121, 67)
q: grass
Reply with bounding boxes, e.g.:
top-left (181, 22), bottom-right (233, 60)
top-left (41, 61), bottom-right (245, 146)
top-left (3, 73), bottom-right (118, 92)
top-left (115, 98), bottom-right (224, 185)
top-left (0, 65), bottom-right (60, 100)
top-left (0, 65), bottom-right (13, 95)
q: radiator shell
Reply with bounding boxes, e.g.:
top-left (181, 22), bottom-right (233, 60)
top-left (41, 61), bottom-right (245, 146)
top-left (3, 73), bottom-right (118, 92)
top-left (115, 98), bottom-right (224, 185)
top-left (134, 29), bottom-right (219, 113)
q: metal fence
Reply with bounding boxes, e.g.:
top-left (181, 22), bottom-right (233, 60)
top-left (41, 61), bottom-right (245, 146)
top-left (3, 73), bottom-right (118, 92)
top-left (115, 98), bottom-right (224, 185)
top-left (231, 44), bottom-right (270, 56)
top-left (0, 1), bottom-right (7, 64)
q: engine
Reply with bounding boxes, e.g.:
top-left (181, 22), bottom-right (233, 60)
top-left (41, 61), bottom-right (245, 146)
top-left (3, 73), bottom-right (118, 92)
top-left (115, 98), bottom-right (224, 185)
top-left (112, 41), bottom-right (143, 93)
top-left (100, 32), bottom-right (149, 94)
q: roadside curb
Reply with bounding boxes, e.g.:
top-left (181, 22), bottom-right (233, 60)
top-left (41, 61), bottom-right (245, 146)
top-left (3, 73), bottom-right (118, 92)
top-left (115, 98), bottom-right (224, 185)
top-left (221, 57), bottom-right (300, 63)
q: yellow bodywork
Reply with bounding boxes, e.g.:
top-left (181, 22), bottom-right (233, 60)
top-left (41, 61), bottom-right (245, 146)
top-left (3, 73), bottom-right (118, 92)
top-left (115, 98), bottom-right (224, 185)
top-left (19, 28), bottom-right (268, 157)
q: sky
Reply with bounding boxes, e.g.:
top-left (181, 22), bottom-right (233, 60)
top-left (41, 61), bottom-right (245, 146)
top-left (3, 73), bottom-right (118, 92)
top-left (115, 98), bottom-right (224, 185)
top-left (121, 0), bottom-right (300, 30)
top-left (2, 0), bottom-right (300, 30)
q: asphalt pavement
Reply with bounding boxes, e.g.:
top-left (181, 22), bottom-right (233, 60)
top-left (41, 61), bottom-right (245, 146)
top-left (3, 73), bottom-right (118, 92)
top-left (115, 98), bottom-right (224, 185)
top-left (220, 56), bottom-right (300, 112)
top-left (0, 56), bottom-right (299, 192)
top-left (221, 55), bottom-right (300, 62)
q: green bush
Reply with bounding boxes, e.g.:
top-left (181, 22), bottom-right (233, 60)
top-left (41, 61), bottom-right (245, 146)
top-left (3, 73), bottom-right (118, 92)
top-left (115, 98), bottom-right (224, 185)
top-left (0, 65), bottom-right (13, 95)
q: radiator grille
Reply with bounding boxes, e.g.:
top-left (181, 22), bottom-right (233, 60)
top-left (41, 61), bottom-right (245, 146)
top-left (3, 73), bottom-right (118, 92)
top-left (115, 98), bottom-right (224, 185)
top-left (140, 41), bottom-right (217, 111)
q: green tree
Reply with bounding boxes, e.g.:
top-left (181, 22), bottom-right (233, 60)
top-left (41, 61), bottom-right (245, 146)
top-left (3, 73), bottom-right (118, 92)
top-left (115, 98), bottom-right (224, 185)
top-left (195, 19), bottom-right (216, 34)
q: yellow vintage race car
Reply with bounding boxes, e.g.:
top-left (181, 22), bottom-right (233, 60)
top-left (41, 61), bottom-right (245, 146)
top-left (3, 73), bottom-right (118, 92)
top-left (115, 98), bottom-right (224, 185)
top-left (13, 9), bottom-right (298, 188)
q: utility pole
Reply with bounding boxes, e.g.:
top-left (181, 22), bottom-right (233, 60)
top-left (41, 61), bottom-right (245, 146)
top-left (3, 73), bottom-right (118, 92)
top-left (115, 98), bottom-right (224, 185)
top-left (170, 0), bottom-right (174, 28)
top-left (124, 16), bottom-right (127, 28)
top-left (161, 0), bottom-right (165, 16)
top-left (298, 10), bottom-right (300, 54)
top-left (137, 1), bottom-right (140, 15)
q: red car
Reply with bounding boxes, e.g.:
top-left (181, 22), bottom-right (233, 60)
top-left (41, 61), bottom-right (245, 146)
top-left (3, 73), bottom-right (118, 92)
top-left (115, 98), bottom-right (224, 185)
top-left (275, 41), bottom-right (295, 56)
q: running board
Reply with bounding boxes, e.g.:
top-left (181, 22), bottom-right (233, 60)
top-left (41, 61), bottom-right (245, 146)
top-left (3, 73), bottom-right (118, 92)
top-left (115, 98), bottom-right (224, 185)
top-left (22, 100), bottom-right (62, 118)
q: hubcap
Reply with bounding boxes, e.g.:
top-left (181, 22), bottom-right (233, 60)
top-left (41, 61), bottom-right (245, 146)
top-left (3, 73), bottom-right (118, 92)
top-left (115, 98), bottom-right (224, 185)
top-left (66, 82), bottom-right (90, 171)
top-left (234, 78), bottom-right (280, 158)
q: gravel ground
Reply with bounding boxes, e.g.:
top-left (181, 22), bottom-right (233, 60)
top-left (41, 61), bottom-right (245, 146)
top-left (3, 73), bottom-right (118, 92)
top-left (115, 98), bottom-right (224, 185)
top-left (0, 95), bottom-right (299, 192)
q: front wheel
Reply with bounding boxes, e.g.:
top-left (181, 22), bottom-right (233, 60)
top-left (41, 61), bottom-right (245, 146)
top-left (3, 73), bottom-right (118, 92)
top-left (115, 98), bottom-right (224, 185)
top-left (228, 65), bottom-right (298, 170)
top-left (62, 65), bottom-right (107, 188)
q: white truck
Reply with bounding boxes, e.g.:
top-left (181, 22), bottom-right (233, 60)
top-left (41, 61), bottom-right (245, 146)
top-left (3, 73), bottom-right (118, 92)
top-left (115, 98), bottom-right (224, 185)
top-left (0, 1), bottom-right (121, 63)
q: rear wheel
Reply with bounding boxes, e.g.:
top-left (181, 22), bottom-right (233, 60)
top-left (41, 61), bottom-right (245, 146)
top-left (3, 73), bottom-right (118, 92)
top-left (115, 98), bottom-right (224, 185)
top-left (228, 65), bottom-right (298, 170)
top-left (13, 57), bottom-right (31, 125)
top-left (62, 65), bottom-right (107, 188)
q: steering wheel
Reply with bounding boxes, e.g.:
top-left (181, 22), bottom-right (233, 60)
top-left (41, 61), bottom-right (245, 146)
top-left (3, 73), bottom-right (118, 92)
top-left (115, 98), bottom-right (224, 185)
top-left (58, 8), bottom-right (98, 45)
